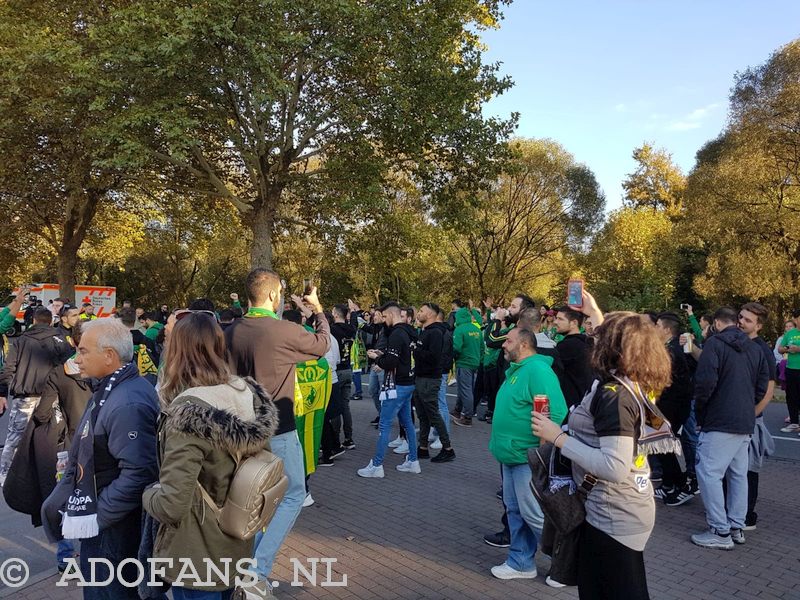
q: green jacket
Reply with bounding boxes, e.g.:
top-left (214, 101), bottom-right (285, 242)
top-left (483, 322), bottom-right (512, 368)
top-left (143, 377), bottom-right (278, 590)
top-left (489, 354), bottom-right (568, 465)
top-left (689, 314), bottom-right (705, 343)
top-left (144, 322), bottom-right (164, 341)
top-left (453, 308), bottom-right (483, 369)
top-left (0, 307), bottom-right (17, 333)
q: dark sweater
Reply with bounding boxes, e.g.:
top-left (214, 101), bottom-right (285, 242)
top-left (694, 326), bottom-right (769, 435)
top-left (556, 333), bottom-right (594, 408)
top-left (377, 323), bottom-right (417, 385)
top-left (415, 322), bottom-right (445, 379)
top-left (330, 322), bottom-right (356, 372)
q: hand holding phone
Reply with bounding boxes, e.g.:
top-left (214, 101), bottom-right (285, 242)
top-left (567, 279), bottom-right (584, 308)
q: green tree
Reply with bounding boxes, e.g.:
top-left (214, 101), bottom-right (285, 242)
top-left (622, 143), bottom-right (686, 213)
top-left (0, 1), bottom-right (131, 302)
top-left (92, 0), bottom-right (516, 269)
top-left (448, 138), bottom-right (605, 301)
top-left (583, 207), bottom-right (677, 311)
top-left (683, 39), bottom-right (800, 323)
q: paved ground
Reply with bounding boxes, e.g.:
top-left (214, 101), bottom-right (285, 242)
top-left (2, 389), bottom-right (800, 599)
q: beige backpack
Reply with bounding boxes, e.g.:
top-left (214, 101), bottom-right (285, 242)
top-left (198, 449), bottom-right (288, 540)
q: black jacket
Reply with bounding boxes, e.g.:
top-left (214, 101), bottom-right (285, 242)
top-left (3, 363), bottom-right (91, 526)
top-left (415, 322), bottom-right (445, 379)
top-left (657, 337), bottom-right (693, 428)
top-left (556, 333), bottom-right (594, 408)
top-left (440, 324), bottom-right (454, 376)
top-left (1, 325), bottom-right (72, 396)
top-left (330, 322), bottom-right (356, 371)
top-left (694, 325), bottom-right (769, 435)
top-left (377, 323), bottom-right (417, 385)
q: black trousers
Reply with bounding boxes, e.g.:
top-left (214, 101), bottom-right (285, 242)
top-left (484, 366), bottom-right (500, 416)
top-left (786, 368), bottom-right (800, 423)
top-left (413, 377), bottom-right (451, 448)
top-left (320, 382), bottom-right (342, 459)
top-left (577, 522), bottom-right (649, 600)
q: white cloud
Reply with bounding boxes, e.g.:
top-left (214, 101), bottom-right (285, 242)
top-left (665, 102), bottom-right (722, 133)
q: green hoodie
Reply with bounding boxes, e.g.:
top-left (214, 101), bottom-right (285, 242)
top-left (453, 307), bottom-right (482, 369)
top-left (489, 353), bottom-right (568, 465)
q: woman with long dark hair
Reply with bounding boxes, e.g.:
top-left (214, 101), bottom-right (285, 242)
top-left (534, 292), bottom-right (676, 600)
top-left (142, 312), bottom-right (277, 600)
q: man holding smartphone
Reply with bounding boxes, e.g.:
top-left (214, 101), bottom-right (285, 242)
top-left (225, 268), bottom-right (330, 598)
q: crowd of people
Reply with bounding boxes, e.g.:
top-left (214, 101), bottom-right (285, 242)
top-left (0, 272), bottom-right (792, 599)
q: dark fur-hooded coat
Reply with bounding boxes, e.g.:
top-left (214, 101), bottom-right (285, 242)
top-left (142, 376), bottom-right (278, 591)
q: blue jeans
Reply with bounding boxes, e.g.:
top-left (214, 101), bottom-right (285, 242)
top-left (434, 374), bottom-right (450, 437)
top-left (369, 368), bottom-right (385, 414)
top-left (57, 539), bottom-right (75, 566)
top-left (681, 401), bottom-right (699, 478)
top-left (172, 588), bottom-right (233, 600)
top-left (253, 430), bottom-right (305, 579)
top-left (456, 367), bottom-right (476, 417)
top-left (502, 462), bottom-right (544, 571)
top-left (353, 369), bottom-right (363, 395)
top-left (696, 431), bottom-right (750, 533)
top-left (373, 384), bottom-right (418, 466)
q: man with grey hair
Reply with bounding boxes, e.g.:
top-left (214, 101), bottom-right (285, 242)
top-left (42, 317), bottom-right (159, 598)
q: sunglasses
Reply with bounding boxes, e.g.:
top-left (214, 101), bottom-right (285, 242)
top-left (174, 309), bottom-right (218, 322)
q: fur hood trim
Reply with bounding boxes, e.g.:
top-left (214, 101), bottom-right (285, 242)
top-left (164, 377), bottom-right (278, 456)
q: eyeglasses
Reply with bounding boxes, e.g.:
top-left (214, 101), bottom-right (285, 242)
top-left (174, 309), bottom-right (218, 322)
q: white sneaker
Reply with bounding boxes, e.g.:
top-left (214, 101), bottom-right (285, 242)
top-left (388, 435), bottom-right (404, 448)
top-left (242, 579), bottom-right (274, 599)
top-left (780, 423), bottom-right (800, 433)
top-left (490, 562), bottom-right (537, 580)
top-left (302, 493), bottom-right (314, 507)
top-left (396, 459), bottom-right (421, 474)
top-left (546, 576), bottom-right (567, 588)
top-left (393, 440), bottom-right (410, 454)
top-left (430, 438), bottom-right (443, 450)
top-left (357, 460), bottom-right (385, 478)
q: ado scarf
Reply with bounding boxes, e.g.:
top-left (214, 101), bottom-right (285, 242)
top-left (613, 374), bottom-right (683, 456)
top-left (294, 358), bottom-right (332, 475)
top-left (61, 362), bottom-right (139, 539)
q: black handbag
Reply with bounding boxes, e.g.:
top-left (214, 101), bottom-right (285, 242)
top-left (528, 442), bottom-right (596, 534)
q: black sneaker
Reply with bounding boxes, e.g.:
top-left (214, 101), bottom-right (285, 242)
top-left (330, 447), bottom-right (346, 459)
top-left (342, 439), bottom-right (356, 450)
top-left (319, 457), bottom-right (335, 467)
top-left (688, 477), bottom-right (701, 495)
top-left (496, 488), bottom-right (503, 500)
top-left (431, 448), bottom-right (455, 463)
top-left (485, 414), bottom-right (492, 424)
top-left (483, 530), bottom-right (510, 548)
top-left (665, 486), bottom-right (693, 506)
top-left (417, 447), bottom-right (430, 459)
top-left (744, 512), bottom-right (757, 531)
top-left (352, 394), bottom-right (362, 401)
top-left (370, 416), bottom-right (379, 428)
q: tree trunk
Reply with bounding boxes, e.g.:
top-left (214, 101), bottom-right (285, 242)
top-left (249, 187), bottom-right (282, 270)
top-left (57, 249), bottom-right (79, 304)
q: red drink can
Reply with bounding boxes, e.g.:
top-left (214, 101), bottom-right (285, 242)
top-left (534, 394), bottom-right (550, 416)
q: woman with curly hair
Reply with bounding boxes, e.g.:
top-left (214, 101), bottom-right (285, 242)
top-left (534, 290), bottom-right (678, 600)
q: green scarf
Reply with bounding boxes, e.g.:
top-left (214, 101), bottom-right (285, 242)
top-left (246, 307), bottom-right (278, 319)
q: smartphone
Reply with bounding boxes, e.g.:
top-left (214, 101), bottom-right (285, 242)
top-left (680, 303), bottom-right (689, 310)
top-left (567, 279), bottom-right (584, 307)
top-left (303, 279), bottom-right (313, 295)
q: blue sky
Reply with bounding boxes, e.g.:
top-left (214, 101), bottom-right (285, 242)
top-left (481, 1), bottom-right (800, 210)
